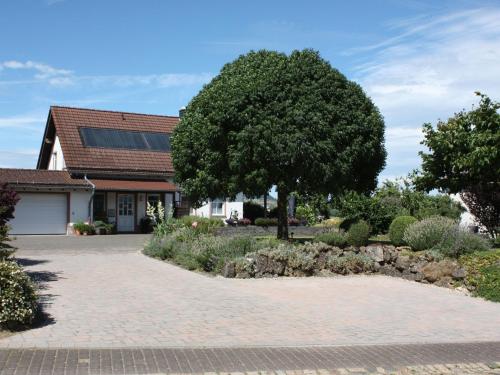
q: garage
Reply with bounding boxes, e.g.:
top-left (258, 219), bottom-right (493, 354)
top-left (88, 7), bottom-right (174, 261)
top-left (10, 193), bottom-right (68, 235)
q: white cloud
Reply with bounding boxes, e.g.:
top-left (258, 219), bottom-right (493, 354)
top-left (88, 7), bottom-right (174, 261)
top-left (349, 7), bottom-right (500, 180)
top-left (0, 60), bottom-right (212, 89)
top-left (0, 115), bottom-right (44, 129)
top-left (1, 60), bottom-right (74, 86)
top-left (353, 7), bottom-right (500, 126)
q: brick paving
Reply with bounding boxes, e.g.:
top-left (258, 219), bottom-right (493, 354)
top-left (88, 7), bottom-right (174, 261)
top-left (1, 235), bottom-right (500, 349)
top-left (1, 343), bottom-right (500, 374)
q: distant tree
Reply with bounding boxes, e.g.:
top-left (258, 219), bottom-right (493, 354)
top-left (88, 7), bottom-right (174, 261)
top-left (415, 93), bottom-right (500, 236)
top-left (172, 49), bottom-right (386, 239)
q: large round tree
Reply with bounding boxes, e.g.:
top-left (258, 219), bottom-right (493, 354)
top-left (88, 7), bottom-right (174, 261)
top-left (172, 49), bottom-right (386, 239)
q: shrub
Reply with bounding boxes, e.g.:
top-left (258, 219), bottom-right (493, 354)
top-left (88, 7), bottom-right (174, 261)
top-left (475, 265), bottom-right (500, 302)
top-left (139, 216), bottom-right (153, 233)
top-left (0, 184), bottom-right (19, 226)
top-left (320, 217), bottom-right (343, 228)
top-left (347, 220), bottom-right (370, 246)
top-left (389, 216), bottom-right (417, 246)
top-left (73, 222), bottom-right (94, 235)
top-left (238, 218), bottom-right (251, 226)
top-left (435, 227), bottom-right (491, 258)
top-left (243, 201), bottom-right (266, 224)
top-left (0, 261), bottom-right (38, 327)
top-left (326, 253), bottom-right (374, 274)
top-left (255, 218), bottom-right (278, 227)
top-left (295, 204), bottom-right (317, 225)
top-left (314, 231), bottom-right (347, 247)
top-left (287, 217), bottom-right (300, 226)
top-left (403, 216), bottom-right (456, 251)
top-left (0, 225), bottom-right (15, 261)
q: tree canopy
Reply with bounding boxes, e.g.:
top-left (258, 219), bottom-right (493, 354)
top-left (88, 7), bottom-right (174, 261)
top-left (172, 49), bottom-right (386, 238)
top-left (416, 93), bottom-right (500, 236)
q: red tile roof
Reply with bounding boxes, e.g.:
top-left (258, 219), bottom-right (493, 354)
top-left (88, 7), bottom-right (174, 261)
top-left (90, 179), bottom-right (178, 192)
top-left (0, 168), bottom-right (90, 188)
top-left (50, 106), bottom-right (179, 174)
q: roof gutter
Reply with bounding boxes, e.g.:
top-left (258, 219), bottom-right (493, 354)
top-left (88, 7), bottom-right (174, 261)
top-left (84, 175), bottom-right (96, 223)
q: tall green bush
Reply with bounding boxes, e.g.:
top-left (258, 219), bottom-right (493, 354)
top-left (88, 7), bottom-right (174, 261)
top-left (347, 220), bottom-right (370, 246)
top-left (389, 216), bottom-right (417, 246)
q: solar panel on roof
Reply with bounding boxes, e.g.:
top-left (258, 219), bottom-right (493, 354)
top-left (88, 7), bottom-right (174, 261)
top-left (79, 127), bottom-right (171, 152)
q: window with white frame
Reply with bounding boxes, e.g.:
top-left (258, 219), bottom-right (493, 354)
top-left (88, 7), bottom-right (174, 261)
top-left (211, 199), bottom-right (224, 216)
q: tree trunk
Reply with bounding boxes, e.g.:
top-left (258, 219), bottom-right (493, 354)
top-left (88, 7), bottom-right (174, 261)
top-left (277, 188), bottom-right (289, 240)
top-left (263, 192), bottom-right (268, 218)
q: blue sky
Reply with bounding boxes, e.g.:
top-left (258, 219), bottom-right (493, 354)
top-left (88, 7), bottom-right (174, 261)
top-left (1, 0), bottom-right (499, 183)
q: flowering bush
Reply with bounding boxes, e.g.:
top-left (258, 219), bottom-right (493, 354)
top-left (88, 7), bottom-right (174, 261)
top-left (0, 261), bottom-right (38, 327)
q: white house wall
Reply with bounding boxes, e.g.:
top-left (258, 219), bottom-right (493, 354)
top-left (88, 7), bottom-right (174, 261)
top-left (70, 190), bottom-right (91, 225)
top-left (47, 136), bottom-right (66, 171)
top-left (191, 194), bottom-right (244, 221)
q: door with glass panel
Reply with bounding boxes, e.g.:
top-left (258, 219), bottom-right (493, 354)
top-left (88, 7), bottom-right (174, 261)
top-left (117, 194), bottom-right (135, 232)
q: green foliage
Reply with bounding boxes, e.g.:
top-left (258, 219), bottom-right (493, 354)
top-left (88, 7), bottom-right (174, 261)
top-left (144, 229), bottom-right (277, 274)
top-left (434, 228), bottom-right (491, 258)
top-left (295, 204), bottom-right (317, 225)
top-left (73, 222), bottom-right (94, 234)
top-left (403, 216), bottom-right (490, 257)
top-left (326, 253), bottom-right (375, 274)
top-left (460, 250), bottom-right (500, 302)
top-left (179, 216), bottom-right (224, 233)
top-left (403, 216), bottom-right (456, 251)
top-left (416, 93), bottom-right (500, 236)
top-left (475, 265), bottom-right (500, 302)
top-left (172, 49), bottom-right (386, 239)
top-left (389, 216), bottom-right (418, 246)
top-left (243, 201), bottom-right (266, 224)
top-left (347, 220), bottom-right (370, 246)
top-left (0, 225), bottom-right (15, 261)
top-left (255, 218), bottom-right (278, 227)
top-left (334, 181), bottom-right (465, 235)
top-left (0, 261), bottom-right (38, 327)
top-left (314, 231), bottom-right (347, 247)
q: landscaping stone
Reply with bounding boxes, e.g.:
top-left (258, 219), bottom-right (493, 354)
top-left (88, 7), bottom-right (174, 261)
top-left (223, 262), bottom-right (236, 278)
top-left (421, 260), bottom-right (458, 283)
top-left (395, 255), bottom-right (412, 271)
top-left (365, 245), bottom-right (384, 263)
top-left (255, 254), bottom-right (285, 276)
top-left (452, 267), bottom-right (467, 280)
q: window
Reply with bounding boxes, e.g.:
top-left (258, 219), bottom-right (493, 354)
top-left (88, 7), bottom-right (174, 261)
top-left (79, 127), bottom-right (171, 152)
top-left (211, 199), bottom-right (224, 216)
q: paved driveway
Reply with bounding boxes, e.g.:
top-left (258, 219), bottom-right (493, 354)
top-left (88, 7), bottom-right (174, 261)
top-left (1, 235), bottom-right (500, 349)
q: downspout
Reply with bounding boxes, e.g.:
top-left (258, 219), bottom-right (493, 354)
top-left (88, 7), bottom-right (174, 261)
top-left (84, 174), bottom-right (95, 223)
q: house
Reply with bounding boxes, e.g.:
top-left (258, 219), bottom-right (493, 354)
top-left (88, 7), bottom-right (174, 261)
top-left (0, 106), bottom-right (243, 235)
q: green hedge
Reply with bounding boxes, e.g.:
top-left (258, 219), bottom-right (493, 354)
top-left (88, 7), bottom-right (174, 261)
top-left (389, 216), bottom-right (417, 246)
top-left (347, 220), bottom-right (370, 246)
top-left (255, 218), bottom-right (278, 227)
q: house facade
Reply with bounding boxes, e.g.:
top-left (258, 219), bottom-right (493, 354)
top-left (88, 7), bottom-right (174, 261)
top-left (0, 106), bottom-right (242, 235)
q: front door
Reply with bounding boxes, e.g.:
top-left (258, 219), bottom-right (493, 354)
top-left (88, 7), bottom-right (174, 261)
top-left (117, 194), bottom-right (135, 232)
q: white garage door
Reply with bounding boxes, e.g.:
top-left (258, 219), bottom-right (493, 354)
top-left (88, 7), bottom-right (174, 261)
top-left (10, 193), bottom-right (68, 235)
